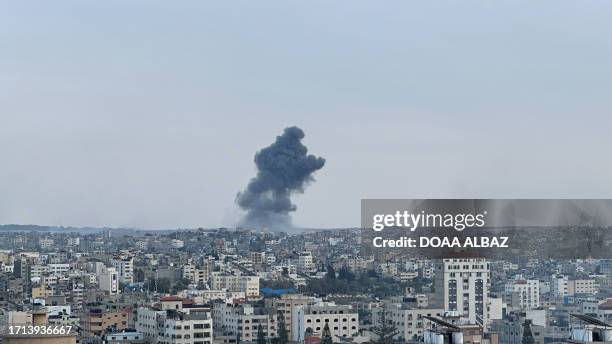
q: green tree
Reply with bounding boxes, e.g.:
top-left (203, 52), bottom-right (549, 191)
top-left (522, 320), bottom-right (535, 344)
top-left (276, 311), bottom-right (288, 344)
top-left (327, 265), bottom-right (336, 280)
top-left (338, 266), bottom-right (355, 281)
top-left (321, 323), bottom-right (333, 344)
top-left (134, 269), bottom-right (145, 282)
top-left (372, 308), bottom-right (398, 344)
top-left (157, 277), bottom-right (172, 293)
top-left (257, 325), bottom-right (266, 344)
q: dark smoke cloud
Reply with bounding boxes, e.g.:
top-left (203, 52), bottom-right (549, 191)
top-left (236, 126), bottom-right (325, 229)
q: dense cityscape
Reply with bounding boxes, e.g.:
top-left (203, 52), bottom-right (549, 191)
top-left (0, 227), bottom-right (611, 344)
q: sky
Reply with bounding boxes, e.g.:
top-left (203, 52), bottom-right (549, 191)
top-left (1, 1), bottom-right (611, 230)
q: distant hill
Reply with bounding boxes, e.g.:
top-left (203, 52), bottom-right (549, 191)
top-left (0, 224), bottom-right (145, 235)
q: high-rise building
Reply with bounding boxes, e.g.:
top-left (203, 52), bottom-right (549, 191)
top-left (433, 258), bottom-right (490, 324)
top-left (551, 275), bottom-right (569, 297)
top-left (504, 279), bottom-right (540, 310)
top-left (97, 267), bottom-right (119, 295)
top-left (110, 257), bottom-right (134, 284)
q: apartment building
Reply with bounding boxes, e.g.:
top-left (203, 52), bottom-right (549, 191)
top-left (551, 275), bottom-right (569, 297)
top-left (81, 306), bottom-right (129, 337)
top-left (182, 264), bottom-right (210, 285)
top-left (504, 279), bottom-right (540, 310)
top-left (98, 267), bottom-right (119, 295)
top-left (372, 304), bottom-right (444, 342)
top-left (297, 252), bottom-right (315, 274)
top-left (136, 301), bottom-right (213, 344)
top-left (568, 279), bottom-right (597, 295)
top-left (266, 294), bottom-right (315, 339)
top-left (212, 301), bottom-right (277, 342)
top-left (210, 274), bottom-right (259, 297)
top-left (110, 257), bottom-right (134, 284)
top-left (291, 302), bottom-right (359, 342)
top-left (433, 258), bottom-right (490, 324)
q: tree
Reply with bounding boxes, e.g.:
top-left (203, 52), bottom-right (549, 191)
top-left (134, 269), bottom-right (145, 282)
top-left (321, 323), bottom-right (333, 344)
top-left (372, 308), bottom-right (398, 344)
top-left (157, 278), bottom-right (172, 293)
top-left (338, 266), bottom-right (355, 281)
top-left (327, 265), bottom-right (336, 280)
top-left (257, 324), bottom-right (266, 344)
top-left (522, 320), bottom-right (535, 344)
top-left (276, 311), bottom-right (288, 344)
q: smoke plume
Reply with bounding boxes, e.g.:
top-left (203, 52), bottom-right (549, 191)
top-left (236, 126), bottom-right (325, 229)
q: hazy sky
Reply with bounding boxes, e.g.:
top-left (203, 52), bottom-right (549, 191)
top-left (1, 1), bottom-right (611, 229)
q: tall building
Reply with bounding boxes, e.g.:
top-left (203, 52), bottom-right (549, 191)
top-left (551, 275), bottom-right (569, 297)
top-left (110, 257), bottom-right (134, 284)
top-left (504, 279), bottom-right (540, 310)
top-left (297, 252), bottom-right (315, 274)
top-left (182, 264), bottom-right (210, 286)
top-left (433, 259), bottom-right (490, 324)
top-left (97, 267), bottom-right (119, 295)
top-left (266, 294), bottom-right (314, 339)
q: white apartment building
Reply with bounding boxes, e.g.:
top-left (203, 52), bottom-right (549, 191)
top-left (421, 266), bottom-right (435, 279)
top-left (504, 279), bottom-right (540, 309)
top-left (551, 275), bottom-right (569, 297)
top-left (292, 302), bottom-right (359, 342)
top-left (137, 306), bottom-right (213, 344)
top-left (336, 257), bottom-right (374, 272)
top-left (210, 274), bottom-right (260, 297)
top-left (98, 266), bottom-right (119, 295)
top-left (39, 238), bottom-right (54, 249)
top-left (110, 257), bottom-right (134, 284)
top-left (372, 304), bottom-right (444, 342)
top-left (29, 264), bottom-right (48, 279)
top-left (48, 263), bottom-right (70, 275)
top-left (182, 264), bottom-right (209, 285)
top-left (433, 259), bottom-right (490, 324)
top-left (551, 275), bottom-right (596, 297)
top-left (297, 252), bottom-right (316, 274)
top-left (212, 301), bottom-right (277, 342)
